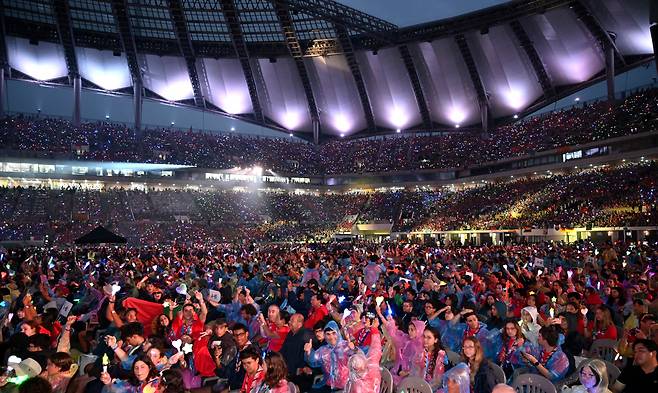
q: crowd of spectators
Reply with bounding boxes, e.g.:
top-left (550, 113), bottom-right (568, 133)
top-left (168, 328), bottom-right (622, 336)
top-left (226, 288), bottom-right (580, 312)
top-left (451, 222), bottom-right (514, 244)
top-left (0, 161), bottom-right (655, 244)
top-left (1, 88), bottom-right (656, 176)
top-left (0, 237), bottom-right (656, 393)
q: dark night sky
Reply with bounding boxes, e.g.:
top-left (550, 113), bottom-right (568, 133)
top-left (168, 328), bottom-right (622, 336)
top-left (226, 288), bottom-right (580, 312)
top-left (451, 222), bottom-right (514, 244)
top-left (335, 0), bottom-right (511, 27)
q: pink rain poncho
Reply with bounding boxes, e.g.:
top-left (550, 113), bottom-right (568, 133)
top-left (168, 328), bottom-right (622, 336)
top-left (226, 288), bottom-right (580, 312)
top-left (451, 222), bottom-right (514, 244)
top-left (344, 330), bottom-right (382, 393)
top-left (382, 319), bottom-right (426, 385)
top-left (410, 345), bottom-right (446, 389)
top-left (306, 320), bottom-right (357, 390)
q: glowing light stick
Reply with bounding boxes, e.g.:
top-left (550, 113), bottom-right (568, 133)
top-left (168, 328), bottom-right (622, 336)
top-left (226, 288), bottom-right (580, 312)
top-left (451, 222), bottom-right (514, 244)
top-left (549, 308), bottom-right (554, 318)
top-left (567, 270), bottom-right (573, 279)
top-left (342, 309), bottom-right (351, 320)
top-left (102, 354), bottom-right (109, 373)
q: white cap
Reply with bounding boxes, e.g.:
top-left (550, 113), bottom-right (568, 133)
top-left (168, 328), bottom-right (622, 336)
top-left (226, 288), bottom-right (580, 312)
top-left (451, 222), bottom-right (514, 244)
top-left (8, 358), bottom-right (42, 378)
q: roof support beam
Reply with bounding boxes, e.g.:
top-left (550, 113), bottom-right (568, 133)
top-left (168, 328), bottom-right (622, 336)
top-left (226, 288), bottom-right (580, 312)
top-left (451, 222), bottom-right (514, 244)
top-left (509, 20), bottom-right (555, 98)
top-left (0, 0), bottom-right (10, 72)
top-left (169, 0), bottom-right (205, 107)
top-left (395, 0), bottom-right (571, 45)
top-left (454, 34), bottom-right (489, 131)
top-left (335, 24), bottom-right (376, 132)
top-left (281, 0), bottom-right (396, 45)
top-left (110, 0), bottom-right (143, 88)
top-left (571, 0), bottom-right (626, 67)
top-left (272, 0), bottom-right (320, 129)
top-left (51, 0), bottom-right (79, 80)
top-left (398, 45), bottom-right (432, 130)
top-left (219, 0), bottom-right (264, 124)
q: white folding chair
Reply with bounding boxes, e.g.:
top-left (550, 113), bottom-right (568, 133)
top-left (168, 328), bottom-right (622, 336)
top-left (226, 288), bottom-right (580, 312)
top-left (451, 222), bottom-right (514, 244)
top-left (396, 376), bottom-right (433, 393)
top-left (511, 373), bottom-right (557, 393)
top-left (380, 366), bottom-right (394, 393)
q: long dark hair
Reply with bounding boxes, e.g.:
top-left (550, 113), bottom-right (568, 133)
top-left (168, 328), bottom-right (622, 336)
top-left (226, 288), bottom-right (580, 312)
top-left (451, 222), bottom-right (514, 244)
top-left (160, 369), bottom-right (186, 393)
top-left (263, 352), bottom-right (288, 389)
top-left (423, 325), bottom-right (444, 364)
top-left (128, 354), bottom-right (158, 386)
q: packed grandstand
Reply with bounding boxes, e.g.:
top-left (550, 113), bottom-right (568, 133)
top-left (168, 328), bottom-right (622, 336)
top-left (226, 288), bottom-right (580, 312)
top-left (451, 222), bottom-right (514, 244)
top-left (1, 1), bottom-right (658, 393)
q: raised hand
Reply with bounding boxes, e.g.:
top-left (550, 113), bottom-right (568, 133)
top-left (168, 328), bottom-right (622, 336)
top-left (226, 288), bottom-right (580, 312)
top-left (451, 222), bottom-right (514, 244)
top-left (304, 339), bottom-right (313, 354)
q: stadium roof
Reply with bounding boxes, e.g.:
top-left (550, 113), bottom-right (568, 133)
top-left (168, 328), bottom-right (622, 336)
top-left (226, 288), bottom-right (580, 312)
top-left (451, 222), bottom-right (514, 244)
top-left (0, 0), bottom-right (655, 140)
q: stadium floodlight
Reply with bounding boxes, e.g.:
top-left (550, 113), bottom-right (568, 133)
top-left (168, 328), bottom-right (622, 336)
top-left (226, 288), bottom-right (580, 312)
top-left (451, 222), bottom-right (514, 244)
top-left (105, 115), bottom-right (110, 119)
top-left (340, 133), bottom-right (345, 138)
top-left (230, 127), bottom-right (235, 131)
top-left (289, 133), bottom-right (293, 137)
top-left (455, 124), bottom-right (460, 128)
top-left (513, 114), bottom-right (519, 119)
top-left (396, 128), bottom-right (401, 133)
top-left (171, 122), bottom-right (175, 125)
top-left (575, 97), bottom-right (580, 102)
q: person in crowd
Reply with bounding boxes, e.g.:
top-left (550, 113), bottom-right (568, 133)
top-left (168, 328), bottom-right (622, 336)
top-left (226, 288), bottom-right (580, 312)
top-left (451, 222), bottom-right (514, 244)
top-left (157, 369), bottom-right (186, 393)
top-left (255, 352), bottom-right (291, 393)
top-left (411, 325), bottom-right (446, 390)
top-left (239, 348), bottom-right (264, 393)
top-left (223, 323), bottom-right (260, 392)
top-left (585, 306), bottom-right (617, 345)
top-left (42, 352), bottom-right (76, 393)
top-left (344, 318), bottom-right (382, 393)
top-left (258, 305), bottom-right (290, 352)
top-left (569, 359), bottom-right (611, 393)
top-left (461, 337), bottom-right (499, 393)
top-left (613, 339), bottom-right (658, 392)
top-left (18, 377), bottom-right (52, 393)
top-left (496, 320), bottom-right (532, 379)
top-left (304, 321), bottom-right (356, 392)
top-left (520, 326), bottom-right (570, 383)
top-left (440, 363), bottom-right (471, 393)
top-left (99, 354), bottom-right (160, 393)
top-left (519, 307), bottom-right (541, 345)
top-left (380, 313), bottom-right (425, 384)
top-left (280, 314), bottom-right (314, 392)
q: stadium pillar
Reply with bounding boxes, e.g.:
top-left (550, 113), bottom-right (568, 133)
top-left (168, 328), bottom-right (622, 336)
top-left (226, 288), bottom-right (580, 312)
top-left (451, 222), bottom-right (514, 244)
top-left (480, 102), bottom-right (489, 133)
top-left (653, 23), bottom-right (658, 76)
top-left (649, 1), bottom-right (658, 76)
top-left (605, 45), bottom-right (615, 102)
top-left (0, 68), bottom-right (5, 117)
top-left (134, 81), bottom-right (142, 133)
top-left (312, 118), bottom-right (320, 145)
top-left (72, 75), bottom-right (81, 127)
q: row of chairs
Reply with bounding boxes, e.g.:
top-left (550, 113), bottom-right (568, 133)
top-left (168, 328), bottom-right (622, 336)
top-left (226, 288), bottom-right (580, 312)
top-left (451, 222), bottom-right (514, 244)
top-left (392, 373), bottom-right (557, 393)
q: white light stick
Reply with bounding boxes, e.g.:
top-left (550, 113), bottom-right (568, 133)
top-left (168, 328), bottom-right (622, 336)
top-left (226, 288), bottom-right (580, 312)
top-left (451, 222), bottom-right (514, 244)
top-left (549, 308), bottom-right (554, 318)
top-left (342, 309), bottom-right (351, 320)
top-left (172, 339), bottom-right (182, 352)
top-left (567, 270), bottom-right (573, 279)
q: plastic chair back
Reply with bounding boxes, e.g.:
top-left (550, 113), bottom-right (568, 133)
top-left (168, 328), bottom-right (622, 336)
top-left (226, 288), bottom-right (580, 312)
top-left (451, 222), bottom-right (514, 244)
top-left (511, 373), bottom-right (557, 393)
top-left (380, 367), bottom-right (393, 393)
top-left (396, 376), bottom-right (433, 393)
top-left (589, 339), bottom-right (619, 362)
